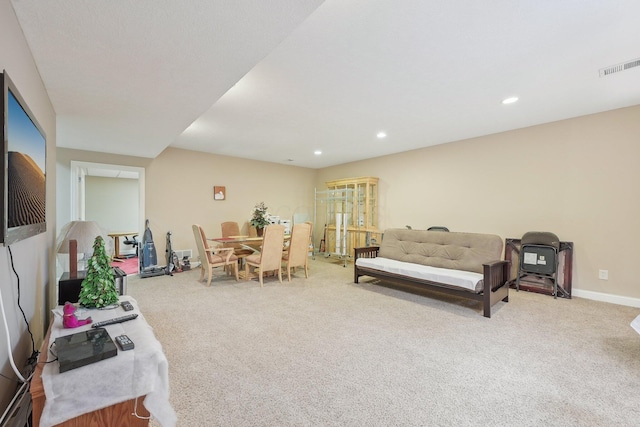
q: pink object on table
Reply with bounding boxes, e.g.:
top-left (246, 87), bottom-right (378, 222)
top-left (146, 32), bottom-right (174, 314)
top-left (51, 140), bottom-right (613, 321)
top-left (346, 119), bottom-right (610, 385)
top-left (62, 302), bottom-right (92, 328)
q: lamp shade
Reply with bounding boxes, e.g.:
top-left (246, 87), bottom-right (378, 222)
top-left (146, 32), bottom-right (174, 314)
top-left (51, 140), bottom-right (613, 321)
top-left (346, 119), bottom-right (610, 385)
top-left (57, 221), bottom-right (110, 278)
top-left (57, 221), bottom-right (104, 256)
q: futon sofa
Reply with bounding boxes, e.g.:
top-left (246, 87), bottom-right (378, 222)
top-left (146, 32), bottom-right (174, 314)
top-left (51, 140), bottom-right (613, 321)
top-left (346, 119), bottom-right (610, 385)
top-left (354, 228), bottom-right (509, 317)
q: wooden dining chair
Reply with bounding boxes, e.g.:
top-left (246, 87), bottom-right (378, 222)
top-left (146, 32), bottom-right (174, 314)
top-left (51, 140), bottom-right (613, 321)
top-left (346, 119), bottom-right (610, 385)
top-left (282, 222), bottom-right (312, 281)
top-left (304, 221), bottom-right (314, 259)
top-left (221, 221), bottom-right (241, 237)
top-left (192, 224), bottom-right (238, 286)
top-left (244, 224), bottom-right (285, 287)
top-left (221, 221), bottom-right (253, 264)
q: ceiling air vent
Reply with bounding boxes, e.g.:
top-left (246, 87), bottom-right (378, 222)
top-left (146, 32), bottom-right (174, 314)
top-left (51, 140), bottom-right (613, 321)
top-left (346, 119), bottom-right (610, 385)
top-left (599, 58), bottom-right (640, 77)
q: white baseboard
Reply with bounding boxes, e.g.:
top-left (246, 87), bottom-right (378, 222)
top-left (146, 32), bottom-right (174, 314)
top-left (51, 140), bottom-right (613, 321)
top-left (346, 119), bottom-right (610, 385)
top-left (572, 288), bottom-right (640, 308)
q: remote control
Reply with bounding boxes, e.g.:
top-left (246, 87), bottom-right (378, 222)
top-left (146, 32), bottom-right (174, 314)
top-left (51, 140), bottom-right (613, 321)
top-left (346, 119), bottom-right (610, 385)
top-left (91, 313), bottom-right (138, 328)
top-left (120, 301), bottom-right (134, 311)
top-left (115, 334), bottom-right (134, 351)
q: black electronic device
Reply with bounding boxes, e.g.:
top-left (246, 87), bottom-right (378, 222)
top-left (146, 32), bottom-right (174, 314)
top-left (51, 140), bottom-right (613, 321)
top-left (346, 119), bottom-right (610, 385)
top-left (115, 334), bottom-right (134, 351)
top-left (120, 300), bottom-right (134, 311)
top-left (91, 313), bottom-right (138, 328)
top-left (55, 328), bottom-right (117, 373)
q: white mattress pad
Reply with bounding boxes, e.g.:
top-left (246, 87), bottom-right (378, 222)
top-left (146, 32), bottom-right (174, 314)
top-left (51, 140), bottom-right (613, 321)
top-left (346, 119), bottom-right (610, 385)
top-left (356, 256), bottom-right (483, 292)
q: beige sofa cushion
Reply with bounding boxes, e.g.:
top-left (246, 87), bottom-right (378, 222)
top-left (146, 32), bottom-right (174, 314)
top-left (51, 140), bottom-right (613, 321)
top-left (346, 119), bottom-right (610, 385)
top-left (378, 229), bottom-right (503, 274)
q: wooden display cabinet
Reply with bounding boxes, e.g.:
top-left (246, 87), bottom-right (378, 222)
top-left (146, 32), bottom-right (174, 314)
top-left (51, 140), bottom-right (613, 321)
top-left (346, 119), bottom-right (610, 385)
top-left (317, 177), bottom-right (380, 262)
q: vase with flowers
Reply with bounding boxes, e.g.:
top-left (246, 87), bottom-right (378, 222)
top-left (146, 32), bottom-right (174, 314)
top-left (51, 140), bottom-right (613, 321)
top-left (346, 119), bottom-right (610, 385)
top-left (250, 202), bottom-right (270, 236)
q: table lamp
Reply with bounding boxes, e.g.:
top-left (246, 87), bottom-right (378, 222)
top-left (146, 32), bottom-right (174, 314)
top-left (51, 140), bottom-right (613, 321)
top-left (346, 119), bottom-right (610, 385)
top-left (57, 221), bottom-right (104, 279)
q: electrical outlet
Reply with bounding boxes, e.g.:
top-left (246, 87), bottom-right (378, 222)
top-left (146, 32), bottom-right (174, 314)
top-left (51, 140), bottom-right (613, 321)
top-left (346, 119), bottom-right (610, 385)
top-left (598, 269), bottom-right (609, 280)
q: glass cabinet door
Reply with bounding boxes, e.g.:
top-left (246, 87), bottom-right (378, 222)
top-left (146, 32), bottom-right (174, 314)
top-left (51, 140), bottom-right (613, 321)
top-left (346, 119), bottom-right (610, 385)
top-left (321, 176), bottom-right (379, 256)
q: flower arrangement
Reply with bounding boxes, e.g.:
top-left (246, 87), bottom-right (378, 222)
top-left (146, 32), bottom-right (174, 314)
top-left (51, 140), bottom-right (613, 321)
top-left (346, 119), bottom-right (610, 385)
top-left (250, 202), bottom-right (270, 229)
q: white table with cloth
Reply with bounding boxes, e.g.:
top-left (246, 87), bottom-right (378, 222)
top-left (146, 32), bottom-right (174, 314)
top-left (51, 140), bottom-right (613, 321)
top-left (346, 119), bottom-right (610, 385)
top-left (39, 297), bottom-right (176, 427)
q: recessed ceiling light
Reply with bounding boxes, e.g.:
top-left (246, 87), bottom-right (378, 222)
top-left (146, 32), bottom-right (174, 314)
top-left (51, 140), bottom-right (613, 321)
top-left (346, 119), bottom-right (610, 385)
top-left (502, 96), bottom-right (519, 105)
top-left (376, 131), bottom-right (387, 139)
top-left (314, 150), bottom-right (322, 155)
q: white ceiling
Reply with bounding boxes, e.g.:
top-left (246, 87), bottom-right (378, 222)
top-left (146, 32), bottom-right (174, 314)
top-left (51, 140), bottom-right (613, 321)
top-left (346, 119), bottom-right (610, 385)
top-left (12, 0), bottom-right (640, 169)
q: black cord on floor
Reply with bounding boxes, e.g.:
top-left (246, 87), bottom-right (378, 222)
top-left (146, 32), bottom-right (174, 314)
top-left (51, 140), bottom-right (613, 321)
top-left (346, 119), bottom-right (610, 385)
top-left (7, 246), bottom-right (39, 364)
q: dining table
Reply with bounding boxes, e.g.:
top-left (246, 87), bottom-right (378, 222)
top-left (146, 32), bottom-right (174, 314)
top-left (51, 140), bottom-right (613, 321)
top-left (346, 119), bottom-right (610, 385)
top-left (209, 234), bottom-right (290, 250)
top-left (210, 235), bottom-right (264, 253)
top-left (209, 235), bottom-right (290, 279)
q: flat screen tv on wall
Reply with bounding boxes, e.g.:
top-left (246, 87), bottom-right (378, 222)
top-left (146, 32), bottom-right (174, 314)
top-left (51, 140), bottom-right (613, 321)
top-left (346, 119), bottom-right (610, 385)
top-left (1, 70), bottom-right (47, 246)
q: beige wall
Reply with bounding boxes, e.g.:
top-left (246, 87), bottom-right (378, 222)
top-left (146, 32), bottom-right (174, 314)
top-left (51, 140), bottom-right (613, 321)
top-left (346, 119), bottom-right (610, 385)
top-left (56, 147), bottom-right (152, 169)
top-left (0, 0), bottom-right (57, 412)
top-left (145, 147), bottom-right (316, 256)
top-left (318, 105), bottom-right (640, 301)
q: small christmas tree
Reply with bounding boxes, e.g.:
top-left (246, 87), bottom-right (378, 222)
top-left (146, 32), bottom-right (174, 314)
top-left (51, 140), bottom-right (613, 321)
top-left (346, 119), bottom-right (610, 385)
top-left (78, 235), bottom-right (119, 308)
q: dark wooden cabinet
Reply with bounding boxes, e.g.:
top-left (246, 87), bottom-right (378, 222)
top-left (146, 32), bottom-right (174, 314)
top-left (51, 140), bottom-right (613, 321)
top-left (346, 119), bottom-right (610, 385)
top-left (58, 268), bottom-right (127, 304)
top-left (57, 271), bottom-right (87, 305)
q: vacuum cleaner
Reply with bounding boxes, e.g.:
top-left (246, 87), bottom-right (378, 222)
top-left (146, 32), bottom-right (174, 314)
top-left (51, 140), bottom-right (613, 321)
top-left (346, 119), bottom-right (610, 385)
top-left (139, 219), bottom-right (166, 278)
top-left (165, 231), bottom-right (182, 275)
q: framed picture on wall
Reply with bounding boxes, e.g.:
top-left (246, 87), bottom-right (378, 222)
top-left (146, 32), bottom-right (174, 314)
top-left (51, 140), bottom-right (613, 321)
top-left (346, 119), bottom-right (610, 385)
top-left (214, 186), bottom-right (226, 201)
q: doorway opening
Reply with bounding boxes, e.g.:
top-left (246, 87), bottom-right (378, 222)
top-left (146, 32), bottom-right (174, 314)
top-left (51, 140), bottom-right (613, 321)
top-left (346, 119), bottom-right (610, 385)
top-left (70, 161), bottom-right (145, 274)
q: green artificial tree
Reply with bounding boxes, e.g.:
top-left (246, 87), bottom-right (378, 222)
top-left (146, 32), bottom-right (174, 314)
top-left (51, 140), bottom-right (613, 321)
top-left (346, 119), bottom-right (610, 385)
top-left (78, 235), bottom-right (119, 308)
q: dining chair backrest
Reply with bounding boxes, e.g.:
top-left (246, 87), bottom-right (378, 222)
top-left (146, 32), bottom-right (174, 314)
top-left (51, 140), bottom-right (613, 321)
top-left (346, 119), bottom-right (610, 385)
top-left (194, 224), bottom-right (232, 264)
top-left (220, 220), bottom-right (253, 257)
top-left (193, 224), bottom-right (212, 264)
top-left (221, 221), bottom-right (240, 237)
top-left (259, 224), bottom-right (285, 271)
top-left (287, 223), bottom-right (312, 267)
top-left (304, 221), bottom-right (314, 252)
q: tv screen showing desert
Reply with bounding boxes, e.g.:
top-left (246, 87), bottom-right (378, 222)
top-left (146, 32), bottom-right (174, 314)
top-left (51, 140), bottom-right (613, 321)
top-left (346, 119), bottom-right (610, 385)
top-left (7, 89), bottom-right (46, 229)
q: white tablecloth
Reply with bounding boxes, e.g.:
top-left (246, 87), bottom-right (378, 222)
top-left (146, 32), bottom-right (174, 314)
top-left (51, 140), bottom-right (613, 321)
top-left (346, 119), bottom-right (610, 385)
top-left (40, 297), bottom-right (176, 427)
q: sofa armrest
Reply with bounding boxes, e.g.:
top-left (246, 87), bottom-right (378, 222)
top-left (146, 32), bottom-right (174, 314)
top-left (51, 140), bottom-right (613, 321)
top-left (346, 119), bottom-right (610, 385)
top-left (483, 260), bottom-right (510, 292)
top-left (480, 260), bottom-right (510, 317)
top-left (354, 246), bottom-right (379, 260)
top-left (354, 246), bottom-right (379, 283)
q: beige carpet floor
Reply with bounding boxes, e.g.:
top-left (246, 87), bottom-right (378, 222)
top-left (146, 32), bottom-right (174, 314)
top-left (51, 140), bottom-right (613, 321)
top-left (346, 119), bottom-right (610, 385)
top-left (127, 257), bottom-right (640, 427)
